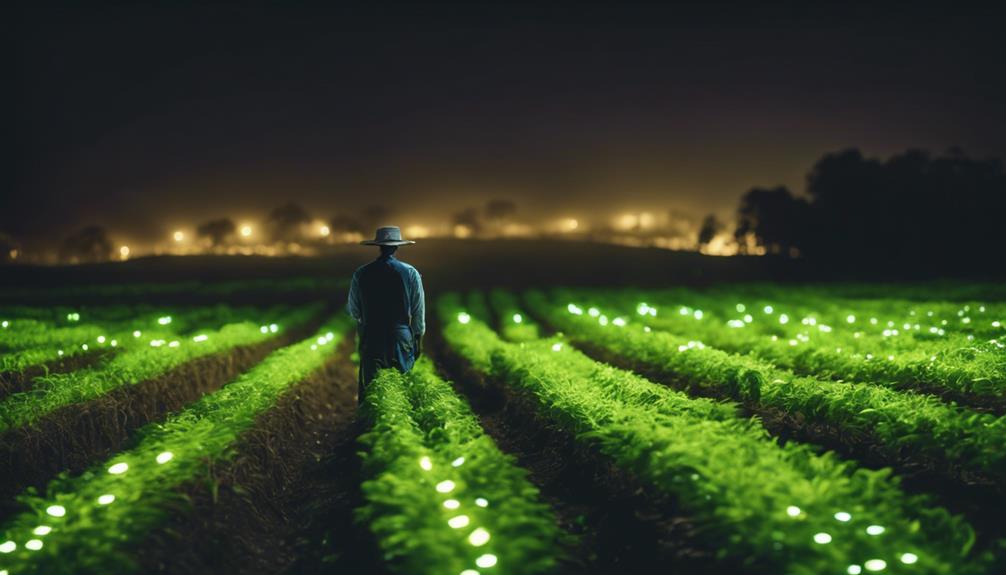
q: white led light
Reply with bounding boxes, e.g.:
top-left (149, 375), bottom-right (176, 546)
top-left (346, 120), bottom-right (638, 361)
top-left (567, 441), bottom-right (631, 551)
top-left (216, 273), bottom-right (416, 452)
top-left (866, 525), bottom-right (885, 536)
top-left (419, 456), bottom-right (433, 471)
top-left (108, 462), bottom-right (129, 475)
top-left (46, 505), bottom-right (66, 517)
top-left (786, 506), bottom-right (801, 517)
top-left (156, 451), bottom-right (174, 464)
top-left (475, 498), bottom-right (488, 507)
top-left (847, 566), bottom-right (862, 575)
top-left (33, 525), bottom-right (52, 536)
top-left (847, 315), bottom-right (856, 323)
top-left (452, 457), bottom-right (465, 467)
top-left (0, 541), bottom-right (15, 553)
top-left (193, 334), bottom-right (208, 342)
top-left (458, 312), bottom-right (471, 324)
top-left (269, 323), bottom-right (278, 333)
top-left (436, 480), bottom-right (456, 493)
top-left (443, 499), bottom-right (460, 510)
top-left (864, 559), bottom-right (886, 571)
top-left (513, 313), bottom-right (523, 323)
top-left (25, 539), bottom-right (43, 551)
top-left (551, 342), bottom-right (563, 352)
top-left (475, 554), bottom-right (498, 568)
top-left (834, 512), bottom-right (851, 522)
top-left (98, 494), bottom-right (115, 505)
top-left (900, 553), bottom-right (918, 564)
top-left (97, 335), bottom-right (106, 343)
top-left (469, 527), bottom-right (491, 546)
top-left (133, 330), bottom-right (142, 337)
top-left (813, 532), bottom-right (832, 544)
top-left (448, 515), bottom-right (470, 529)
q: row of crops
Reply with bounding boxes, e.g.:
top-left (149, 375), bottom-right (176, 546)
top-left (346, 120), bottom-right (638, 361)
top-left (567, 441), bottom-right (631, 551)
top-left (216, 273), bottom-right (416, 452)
top-left (1, 281), bottom-right (1004, 574)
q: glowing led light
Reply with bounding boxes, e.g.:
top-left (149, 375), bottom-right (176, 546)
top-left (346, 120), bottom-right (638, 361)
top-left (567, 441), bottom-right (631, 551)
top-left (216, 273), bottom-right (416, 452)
top-left (150, 339), bottom-right (165, 347)
top-left (436, 480), bottom-right (456, 493)
top-left (834, 512), bottom-right (851, 522)
top-left (612, 317), bottom-right (627, 327)
top-left (443, 499), bottom-right (460, 509)
top-left (598, 315), bottom-right (608, 326)
top-left (448, 515), bottom-right (470, 529)
top-left (900, 553), bottom-right (918, 564)
top-left (240, 225), bottom-right (252, 237)
top-left (866, 525), bottom-right (885, 536)
top-left (452, 457), bottom-right (465, 467)
top-left (25, 539), bottom-right (43, 551)
top-left (588, 307), bottom-right (600, 317)
top-left (156, 451), bottom-right (174, 464)
top-left (864, 559), bottom-right (886, 571)
top-left (326, 332), bottom-right (334, 341)
top-left (458, 312), bottom-right (471, 324)
top-left (551, 342), bottom-right (563, 352)
top-left (994, 321), bottom-right (1002, 328)
top-left (643, 326), bottom-right (651, 332)
top-left (469, 527), bottom-right (491, 546)
top-left (778, 314), bottom-right (789, 324)
top-left (736, 303), bottom-right (746, 312)
top-left (763, 305), bottom-right (774, 314)
top-left (461, 571), bottom-right (479, 575)
top-left (158, 316), bottom-right (172, 325)
top-left (133, 330), bottom-right (142, 337)
top-left (568, 304), bottom-right (584, 315)
top-left (317, 336), bottom-right (327, 345)
top-left (58, 350), bottom-right (64, 356)
top-left (168, 341), bottom-right (180, 348)
top-left (269, 323), bottom-right (279, 333)
top-left (108, 462), bottom-right (129, 475)
top-left (848, 566), bottom-right (863, 575)
top-left (97, 494), bottom-right (115, 505)
top-left (119, 245), bottom-right (130, 259)
top-left (46, 505), bottom-right (66, 517)
top-left (261, 326), bottom-right (269, 333)
top-left (419, 456), bottom-right (433, 471)
top-left (727, 320), bottom-right (745, 328)
top-left (512, 313), bottom-right (523, 323)
top-left (846, 315), bottom-right (856, 323)
top-left (319, 224), bottom-right (330, 237)
top-left (743, 314), bottom-right (753, 323)
top-left (475, 554), bottom-right (498, 568)
top-left (110, 339), bottom-right (118, 347)
top-left (0, 541), bottom-right (15, 553)
top-left (82, 343), bottom-right (89, 351)
top-left (786, 506), bottom-right (801, 517)
top-left (0, 321), bottom-right (6, 328)
top-left (173, 230), bottom-right (185, 242)
top-left (813, 532), bottom-right (832, 544)
top-left (33, 525), bottom-right (52, 536)
top-left (193, 334), bottom-right (208, 342)
top-left (475, 497), bottom-right (488, 507)
top-left (693, 310), bottom-right (704, 320)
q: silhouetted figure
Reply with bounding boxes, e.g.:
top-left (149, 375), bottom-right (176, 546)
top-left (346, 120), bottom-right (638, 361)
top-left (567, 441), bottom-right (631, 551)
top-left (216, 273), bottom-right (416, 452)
top-left (347, 226), bottom-right (425, 403)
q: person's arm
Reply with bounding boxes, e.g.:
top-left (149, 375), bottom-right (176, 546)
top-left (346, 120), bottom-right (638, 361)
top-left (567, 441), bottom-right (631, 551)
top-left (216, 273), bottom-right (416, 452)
top-left (410, 268), bottom-right (426, 356)
top-left (346, 271), bottom-right (362, 323)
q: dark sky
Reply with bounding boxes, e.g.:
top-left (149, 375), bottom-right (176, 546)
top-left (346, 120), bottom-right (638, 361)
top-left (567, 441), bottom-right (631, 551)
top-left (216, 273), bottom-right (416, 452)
top-left (9, 0), bottom-right (1005, 247)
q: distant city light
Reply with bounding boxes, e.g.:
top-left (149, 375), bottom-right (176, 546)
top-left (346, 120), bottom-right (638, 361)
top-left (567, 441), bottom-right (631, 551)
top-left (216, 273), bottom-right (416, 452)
top-left (319, 224), bottom-right (330, 237)
top-left (119, 245), bottom-right (130, 259)
top-left (173, 230), bottom-right (184, 242)
top-left (240, 225), bottom-right (253, 237)
top-left (561, 218), bottom-right (579, 232)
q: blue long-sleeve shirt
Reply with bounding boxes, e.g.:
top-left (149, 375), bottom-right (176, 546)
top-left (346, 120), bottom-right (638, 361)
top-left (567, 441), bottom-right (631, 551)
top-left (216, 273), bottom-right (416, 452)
top-left (346, 255), bottom-right (426, 339)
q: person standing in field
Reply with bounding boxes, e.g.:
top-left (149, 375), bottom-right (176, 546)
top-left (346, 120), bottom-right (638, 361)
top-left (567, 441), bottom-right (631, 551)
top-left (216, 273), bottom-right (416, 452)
top-left (346, 226), bottom-right (425, 402)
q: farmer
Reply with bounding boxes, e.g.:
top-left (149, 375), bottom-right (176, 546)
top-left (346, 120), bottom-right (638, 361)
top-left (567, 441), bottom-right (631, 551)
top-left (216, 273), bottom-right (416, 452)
top-left (346, 226), bottom-right (425, 402)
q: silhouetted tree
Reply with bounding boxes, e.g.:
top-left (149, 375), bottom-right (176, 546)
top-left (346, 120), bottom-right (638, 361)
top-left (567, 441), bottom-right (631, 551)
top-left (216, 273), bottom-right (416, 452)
top-left (59, 226), bottom-right (112, 263)
top-left (484, 199), bottom-right (517, 222)
top-left (452, 207), bottom-right (482, 235)
top-left (329, 214), bottom-right (363, 235)
top-left (697, 214), bottom-right (722, 248)
top-left (197, 218), bottom-right (236, 247)
top-left (735, 186), bottom-right (810, 255)
top-left (267, 202), bottom-right (311, 242)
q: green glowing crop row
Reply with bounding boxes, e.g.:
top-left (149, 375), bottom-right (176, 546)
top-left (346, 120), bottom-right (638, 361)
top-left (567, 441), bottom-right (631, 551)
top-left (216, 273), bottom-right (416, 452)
top-left (0, 276), bottom-right (346, 302)
top-left (525, 290), bottom-right (1006, 484)
top-left (0, 318), bottom-right (348, 575)
top-left (566, 287), bottom-right (1005, 401)
top-left (0, 303), bottom-right (323, 432)
top-left (441, 293), bottom-right (987, 575)
top-left (487, 290), bottom-right (540, 342)
top-left (358, 359), bottom-right (559, 575)
top-left (0, 304), bottom-right (300, 375)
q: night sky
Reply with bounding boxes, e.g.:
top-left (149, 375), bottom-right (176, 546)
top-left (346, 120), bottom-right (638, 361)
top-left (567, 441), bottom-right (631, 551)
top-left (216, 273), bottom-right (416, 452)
top-left (9, 0), bottom-right (1005, 248)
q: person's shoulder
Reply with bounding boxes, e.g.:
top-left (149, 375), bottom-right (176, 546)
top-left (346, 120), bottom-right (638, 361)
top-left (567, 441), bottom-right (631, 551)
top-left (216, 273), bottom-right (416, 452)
top-left (390, 258), bottom-right (421, 277)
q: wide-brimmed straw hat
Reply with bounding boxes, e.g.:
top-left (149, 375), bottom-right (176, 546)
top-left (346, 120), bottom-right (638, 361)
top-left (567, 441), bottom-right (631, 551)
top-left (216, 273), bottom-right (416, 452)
top-left (360, 226), bottom-right (416, 246)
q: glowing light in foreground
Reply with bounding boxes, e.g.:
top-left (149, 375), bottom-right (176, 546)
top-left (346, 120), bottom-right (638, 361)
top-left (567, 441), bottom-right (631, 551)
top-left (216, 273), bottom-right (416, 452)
top-left (813, 532), bottom-right (832, 544)
top-left (457, 312), bottom-right (471, 324)
top-left (33, 526), bottom-right (52, 536)
top-left (436, 480), bottom-right (456, 493)
top-left (419, 456), bottom-right (433, 471)
top-left (864, 559), bottom-right (886, 571)
top-left (512, 314), bottom-right (523, 324)
top-left (448, 515), bottom-right (470, 529)
top-left (900, 553), bottom-right (918, 564)
top-left (469, 527), bottom-right (490, 546)
top-left (834, 511), bottom-right (852, 522)
top-left (551, 342), bottom-right (563, 351)
top-left (847, 566), bottom-right (862, 575)
top-left (866, 525), bottom-right (885, 536)
top-left (847, 315), bottom-right (856, 323)
top-left (25, 539), bottom-right (43, 551)
top-left (452, 457), bottom-right (465, 467)
top-left (156, 451), bottom-right (174, 464)
top-left (764, 305), bottom-right (774, 314)
top-left (46, 505), bottom-right (66, 517)
top-left (108, 462), bottom-right (129, 475)
top-left (0, 541), bottom-right (15, 553)
top-left (133, 330), bottom-right (142, 337)
top-left (98, 494), bottom-right (115, 505)
top-left (443, 499), bottom-right (460, 510)
top-left (193, 334), bottom-right (208, 342)
top-left (475, 497), bottom-right (488, 507)
top-left (567, 304), bottom-right (583, 315)
top-left (158, 316), bottom-right (172, 325)
top-left (461, 570), bottom-right (479, 575)
top-left (786, 506), bottom-right (801, 517)
top-left (476, 554), bottom-right (498, 568)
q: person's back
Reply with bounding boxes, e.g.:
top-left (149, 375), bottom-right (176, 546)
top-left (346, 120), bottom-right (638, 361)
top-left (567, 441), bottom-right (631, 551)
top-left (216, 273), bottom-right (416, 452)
top-left (347, 227), bottom-right (425, 402)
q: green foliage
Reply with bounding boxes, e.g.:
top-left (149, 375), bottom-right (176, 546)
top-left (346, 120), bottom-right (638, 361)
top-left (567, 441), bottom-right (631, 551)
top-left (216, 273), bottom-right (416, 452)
top-left (488, 290), bottom-right (541, 342)
top-left (0, 303), bottom-right (323, 432)
top-left (357, 359), bottom-right (559, 575)
top-left (440, 293), bottom-right (988, 575)
top-left (527, 290), bottom-right (1006, 484)
top-left (0, 319), bottom-right (348, 574)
